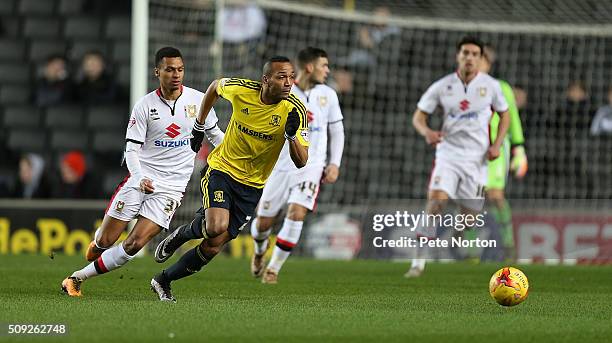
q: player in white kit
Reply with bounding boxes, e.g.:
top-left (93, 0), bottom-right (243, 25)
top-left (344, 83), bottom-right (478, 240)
top-left (250, 47), bottom-right (345, 283)
top-left (61, 47), bottom-right (224, 296)
top-left (405, 37), bottom-right (510, 278)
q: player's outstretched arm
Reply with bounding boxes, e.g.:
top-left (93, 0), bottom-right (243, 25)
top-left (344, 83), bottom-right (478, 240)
top-left (285, 107), bottom-right (308, 168)
top-left (412, 109), bottom-right (442, 146)
top-left (488, 110), bottom-right (510, 160)
top-left (192, 80), bottom-right (221, 152)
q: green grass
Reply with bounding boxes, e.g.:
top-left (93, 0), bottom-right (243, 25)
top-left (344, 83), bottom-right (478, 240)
top-left (1, 254), bottom-right (611, 342)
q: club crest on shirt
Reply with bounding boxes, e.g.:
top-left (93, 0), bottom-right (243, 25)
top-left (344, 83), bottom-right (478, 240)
top-left (269, 115), bottom-right (281, 127)
top-left (478, 87), bottom-right (487, 97)
top-left (318, 96), bottom-right (328, 107)
top-left (214, 190), bottom-right (224, 203)
top-left (128, 116), bottom-right (136, 129)
top-left (115, 200), bottom-right (125, 212)
top-left (185, 104), bottom-right (197, 118)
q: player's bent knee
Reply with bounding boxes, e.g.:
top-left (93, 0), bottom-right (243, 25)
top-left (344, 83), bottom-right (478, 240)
top-left (286, 204), bottom-right (308, 221)
top-left (122, 235), bottom-right (149, 256)
top-left (257, 216), bottom-right (275, 232)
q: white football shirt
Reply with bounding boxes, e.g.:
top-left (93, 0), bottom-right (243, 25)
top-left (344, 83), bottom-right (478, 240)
top-left (417, 72), bottom-right (508, 162)
top-left (125, 85), bottom-right (218, 192)
top-left (274, 83), bottom-right (344, 172)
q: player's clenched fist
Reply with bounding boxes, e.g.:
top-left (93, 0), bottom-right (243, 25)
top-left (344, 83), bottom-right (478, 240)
top-left (284, 107), bottom-right (300, 140)
top-left (190, 120), bottom-right (205, 152)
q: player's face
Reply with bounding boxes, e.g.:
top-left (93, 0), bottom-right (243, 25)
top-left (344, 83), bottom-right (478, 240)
top-left (311, 57), bottom-right (330, 84)
top-left (265, 62), bottom-right (295, 100)
top-left (156, 57), bottom-right (184, 91)
top-left (456, 44), bottom-right (482, 74)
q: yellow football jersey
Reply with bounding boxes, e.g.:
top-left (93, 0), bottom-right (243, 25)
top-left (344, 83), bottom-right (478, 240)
top-left (207, 77), bottom-right (309, 188)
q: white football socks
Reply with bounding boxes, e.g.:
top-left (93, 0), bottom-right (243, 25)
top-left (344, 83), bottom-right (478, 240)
top-left (267, 218), bottom-right (303, 273)
top-left (250, 218), bottom-right (272, 255)
top-left (72, 244), bottom-right (134, 280)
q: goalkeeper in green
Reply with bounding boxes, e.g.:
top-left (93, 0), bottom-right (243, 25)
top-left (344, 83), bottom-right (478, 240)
top-left (479, 45), bottom-right (527, 259)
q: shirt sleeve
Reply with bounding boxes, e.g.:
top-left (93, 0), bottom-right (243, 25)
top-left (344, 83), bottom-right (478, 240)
top-left (492, 79), bottom-right (509, 113)
top-left (203, 107), bottom-right (219, 130)
top-left (126, 100), bottom-right (147, 143)
top-left (216, 77), bottom-right (235, 101)
top-left (499, 80), bottom-right (525, 145)
top-left (416, 81), bottom-right (441, 114)
top-left (292, 100), bottom-right (310, 147)
top-left (328, 90), bottom-right (344, 123)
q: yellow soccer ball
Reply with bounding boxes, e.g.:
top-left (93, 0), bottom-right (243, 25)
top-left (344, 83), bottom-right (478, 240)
top-left (489, 267), bottom-right (529, 306)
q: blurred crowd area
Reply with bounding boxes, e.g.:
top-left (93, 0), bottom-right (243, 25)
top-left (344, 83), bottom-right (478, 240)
top-left (0, 0), bottom-right (132, 199)
top-left (1, 0), bottom-right (611, 202)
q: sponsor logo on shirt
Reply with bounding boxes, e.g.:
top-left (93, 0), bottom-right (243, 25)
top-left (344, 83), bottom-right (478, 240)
top-left (459, 99), bottom-right (470, 111)
top-left (448, 111), bottom-right (478, 120)
top-left (165, 123), bottom-right (181, 138)
top-left (154, 139), bottom-right (190, 148)
top-left (149, 108), bottom-right (160, 120)
top-left (235, 122), bottom-right (274, 141)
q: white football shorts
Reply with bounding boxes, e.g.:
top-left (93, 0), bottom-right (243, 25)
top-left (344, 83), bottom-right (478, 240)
top-left (257, 165), bottom-right (324, 217)
top-left (106, 185), bottom-right (183, 230)
top-left (428, 158), bottom-right (487, 211)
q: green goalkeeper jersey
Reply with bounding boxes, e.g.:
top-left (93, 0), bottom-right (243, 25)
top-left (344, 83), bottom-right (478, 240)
top-left (490, 80), bottom-right (524, 146)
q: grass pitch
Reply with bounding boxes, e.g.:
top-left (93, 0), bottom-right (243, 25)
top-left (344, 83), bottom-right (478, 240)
top-left (1, 254), bottom-right (611, 342)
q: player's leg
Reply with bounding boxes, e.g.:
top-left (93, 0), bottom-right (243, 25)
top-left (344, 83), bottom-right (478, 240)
top-left (62, 216), bottom-right (161, 296)
top-left (263, 203), bottom-right (308, 284)
top-left (406, 190), bottom-right (449, 277)
top-left (152, 169), bottom-right (262, 301)
top-left (250, 215), bottom-right (275, 277)
top-left (406, 160), bottom-right (457, 278)
top-left (154, 168), bottom-right (223, 263)
top-left (85, 180), bottom-right (138, 261)
top-left (86, 215), bottom-right (129, 261)
top-left (485, 144), bottom-right (514, 259)
top-left (62, 185), bottom-right (143, 296)
top-left (250, 170), bottom-right (290, 277)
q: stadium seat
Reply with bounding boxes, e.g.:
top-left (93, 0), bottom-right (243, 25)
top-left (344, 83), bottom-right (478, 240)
top-left (69, 40), bottom-right (109, 61)
top-left (50, 129), bottom-right (89, 151)
top-left (102, 168), bottom-right (128, 197)
top-left (58, 0), bottom-right (84, 15)
top-left (0, 17), bottom-right (21, 38)
top-left (0, 64), bottom-right (30, 84)
top-left (0, 39), bottom-right (26, 61)
top-left (44, 106), bottom-right (85, 129)
top-left (0, 85), bottom-right (30, 105)
top-left (117, 65), bottom-right (131, 89)
top-left (18, 0), bottom-right (56, 14)
top-left (86, 105), bottom-right (129, 130)
top-left (0, 0), bottom-right (15, 14)
top-left (7, 129), bottom-right (46, 152)
top-left (23, 18), bottom-right (61, 38)
top-left (92, 131), bottom-right (125, 153)
top-left (29, 40), bottom-right (68, 62)
top-left (111, 40), bottom-right (131, 63)
top-left (105, 17), bottom-right (131, 39)
top-left (64, 17), bottom-right (102, 38)
top-left (2, 106), bottom-right (40, 128)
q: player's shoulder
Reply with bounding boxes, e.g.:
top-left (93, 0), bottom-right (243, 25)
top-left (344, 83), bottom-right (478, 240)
top-left (132, 89), bottom-right (159, 110)
top-left (180, 85), bottom-right (205, 101)
top-left (313, 83), bottom-right (339, 97)
top-left (478, 72), bottom-right (502, 86)
top-left (221, 77), bottom-right (262, 91)
top-left (428, 73), bottom-right (457, 90)
top-left (285, 93), bottom-right (307, 113)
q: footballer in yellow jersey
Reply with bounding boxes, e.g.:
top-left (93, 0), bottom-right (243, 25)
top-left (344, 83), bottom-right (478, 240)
top-left (151, 56), bottom-right (309, 302)
top-left (207, 76), bottom-right (309, 188)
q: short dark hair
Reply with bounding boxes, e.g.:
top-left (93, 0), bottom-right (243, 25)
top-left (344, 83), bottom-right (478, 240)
top-left (262, 56), bottom-right (291, 76)
top-left (456, 36), bottom-right (484, 55)
top-left (155, 47), bottom-right (182, 67)
top-left (297, 47), bottom-right (328, 70)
